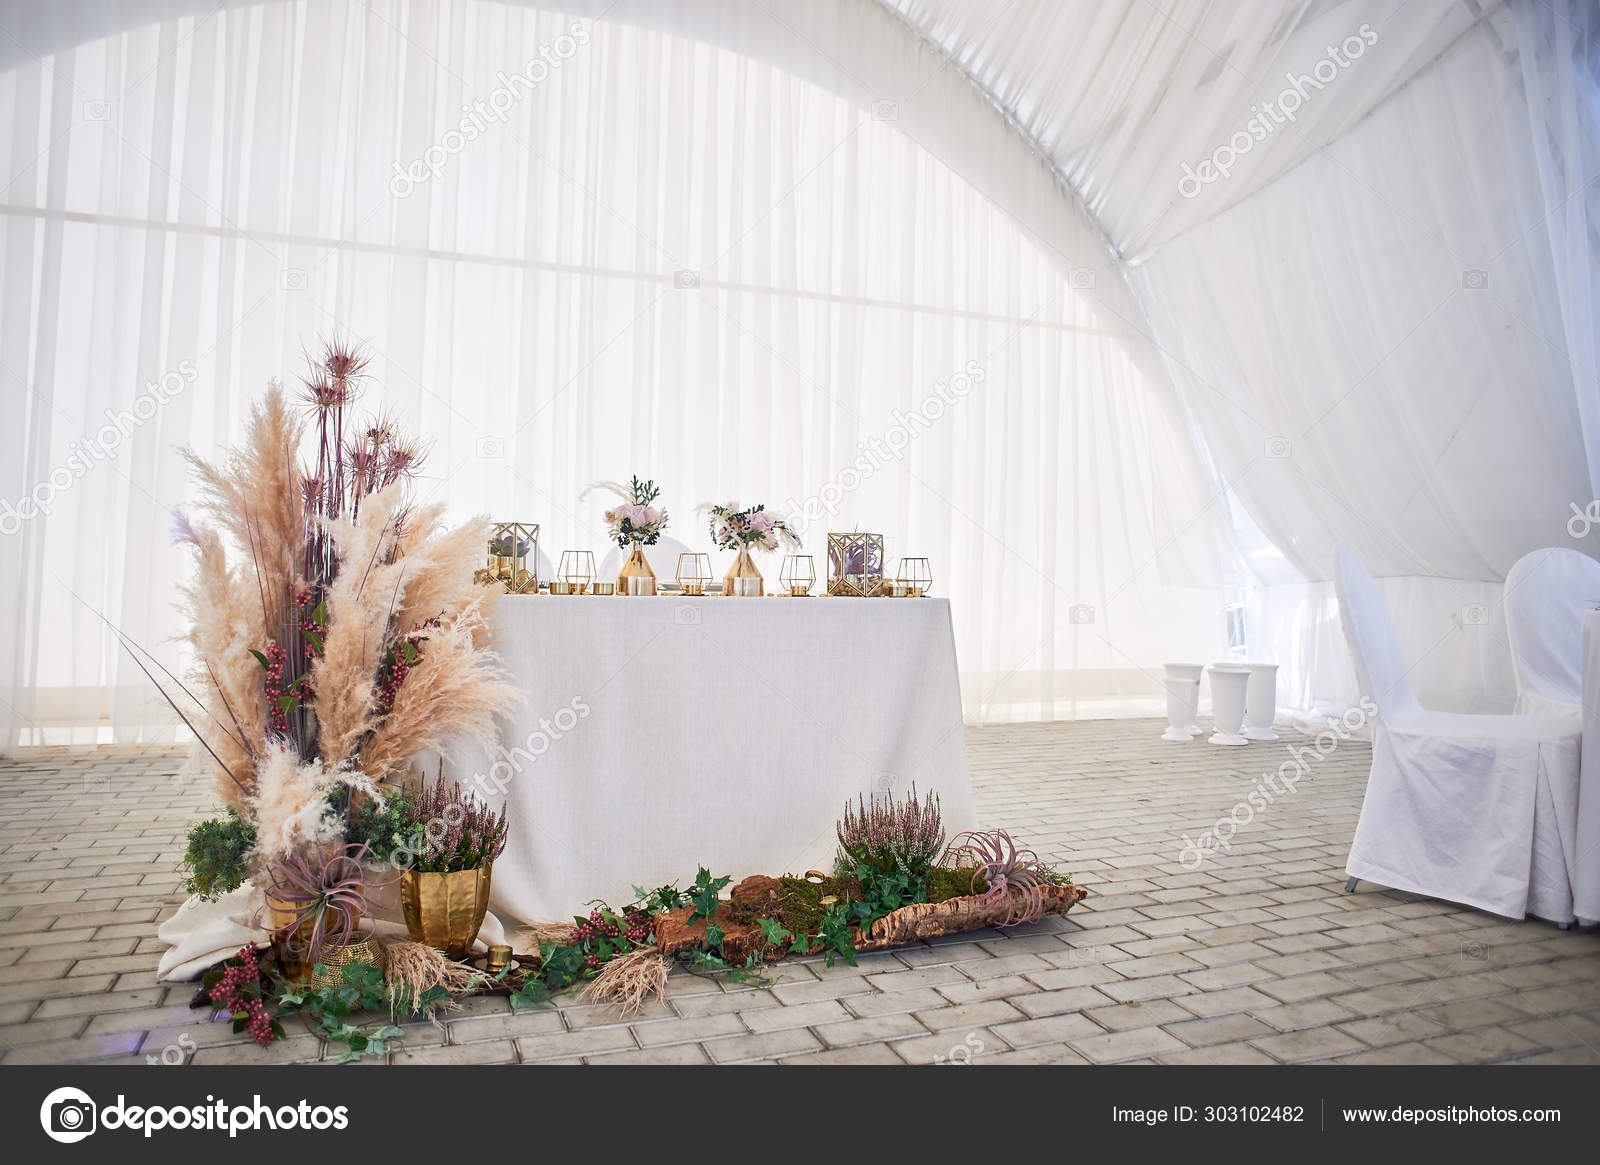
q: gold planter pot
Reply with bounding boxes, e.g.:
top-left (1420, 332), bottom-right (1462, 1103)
top-left (310, 929), bottom-right (385, 993)
top-left (617, 544), bottom-right (656, 596)
top-left (263, 893), bottom-right (319, 983)
top-left (400, 866), bottom-right (493, 958)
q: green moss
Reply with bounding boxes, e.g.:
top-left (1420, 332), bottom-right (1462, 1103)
top-left (926, 864), bottom-right (986, 903)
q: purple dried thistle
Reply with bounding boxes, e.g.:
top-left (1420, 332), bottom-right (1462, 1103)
top-left (944, 830), bottom-right (1049, 926)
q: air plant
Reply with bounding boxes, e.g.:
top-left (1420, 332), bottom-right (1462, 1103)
top-left (265, 841), bottom-right (386, 966)
top-left (836, 784), bottom-right (945, 879)
top-left (944, 829), bottom-right (1053, 927)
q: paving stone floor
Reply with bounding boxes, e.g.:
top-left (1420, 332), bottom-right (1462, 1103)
top-left (1, 719), bottom-right (1597, 1065)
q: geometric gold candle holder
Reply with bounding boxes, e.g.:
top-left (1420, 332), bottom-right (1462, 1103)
top-left (487, 521), bottom-right (540, 594)
top-left (895, 556), bottom-right (932, 597)
top-left (825, 532), bottom-right (884, 597)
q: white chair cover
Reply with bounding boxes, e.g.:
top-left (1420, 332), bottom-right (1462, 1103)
top-left (1335, 545), bottom-right (1581, 922)
top-left (1504, 547), bottom-right (1600, 714)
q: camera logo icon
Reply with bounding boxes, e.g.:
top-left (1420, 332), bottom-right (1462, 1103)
top-left (1264, 435), bottom-right (1292, 459)
top-left (1068, 603), bottom-right (1096, 625)
top-left (674, 604), bottom-right (701, 626)
top-left (1461, 269), bottom-right (1488, 290)
top-left (280, 268), bottom-right (307, 291)
top-left (1461, 603), bottom-right (1489, 627)
top-left (41, 1086), bottom-right (97, 1143)
top-left (871, 99), bottom-right (899, 122)
top-left (1068, 267), bottom-right (1096, 290)
top-left (673, 269), bottom-right (700, 290)
top-left (83, 99), bottom-right (111, 122)
top-left (475, 436), bottom-right (504, 459)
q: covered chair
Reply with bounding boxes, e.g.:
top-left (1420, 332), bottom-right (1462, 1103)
top-left (1504, 547), bottom-right (1600, 715)
top-left (1335, 546), bottom-right (1581, 924)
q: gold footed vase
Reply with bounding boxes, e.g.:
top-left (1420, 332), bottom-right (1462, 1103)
top-left (617, 543), bottom-right (656, 596)
top-left (724, 545), bottom-right (763, 595)
top-left (400, 866), bottom-right (493, 958)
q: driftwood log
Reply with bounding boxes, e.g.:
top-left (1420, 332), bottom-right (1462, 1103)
top-left (653, 875), bottom-right (1088, 963)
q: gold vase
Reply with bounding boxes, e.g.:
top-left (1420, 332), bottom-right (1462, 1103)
top-left (263, 893), bottom-right (318, 983)
top-left (616, 543), bottom-right (656, 596)
top-left (724, 545), bottom-right (762, 595)
top-left (400, 866), bottom-right (493, 958)
top-left (310, 929), bottom-right (385, 993)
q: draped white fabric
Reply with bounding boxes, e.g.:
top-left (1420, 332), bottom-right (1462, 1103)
top-left (0, 0), bottom-right (1237, 745)
top-left (2, 0), bottom-right (1596, 744)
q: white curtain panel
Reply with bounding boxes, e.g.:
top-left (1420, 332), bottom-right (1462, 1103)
top-left (0, 0), bottom-right (1238, 744)
top-left (1134, 2), bottom-right (1600, 715)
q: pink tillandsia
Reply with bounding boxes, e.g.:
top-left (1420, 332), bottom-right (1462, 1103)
top-left (265, 841), bottom-right (387, 966)
top-left (943, 829), bottom-right (1062, 927)
top-left (836, 784), bottom-right (945, 877)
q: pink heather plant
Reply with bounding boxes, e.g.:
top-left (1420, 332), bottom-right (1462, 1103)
top-left (836, 784), bottom-right (945, 878)
top-left (402, 773), bottom-right (509, 873)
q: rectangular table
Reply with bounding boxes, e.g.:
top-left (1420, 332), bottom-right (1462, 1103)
top-left (444, 595), bottom-right (979, 923)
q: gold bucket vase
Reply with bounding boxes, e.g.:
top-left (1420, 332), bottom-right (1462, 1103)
top-left (263, 893), bottom-right (318, 983)
top-left (616, 543), bottom-right (656, 596)
top-left (723, 545), bottom-right (763, 594)
top-left (400, 866), bottom-right (493, 958)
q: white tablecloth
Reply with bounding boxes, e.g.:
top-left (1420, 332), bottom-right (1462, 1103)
top-left (444, 595), bottom-right (978, 923)
top-left (1574, 609), bottom-right (1600, 922)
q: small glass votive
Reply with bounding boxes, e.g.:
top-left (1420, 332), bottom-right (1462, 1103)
top-left (487, 944), bottom-right (513, 972)
top-left (550, 580), bottom-right (574, 595)
top-left (780, 554), bottom-right (815, 596)
top-left (885, 580), bottom-right (909, 597)
top-left (676, 552), bottom-right (712, 596)
top-left (896, 556), bottom-right (932, 597)
top-left (592, 582), bottom-right (616, 595)
top-left (558, 549), bottom-right (596, 595)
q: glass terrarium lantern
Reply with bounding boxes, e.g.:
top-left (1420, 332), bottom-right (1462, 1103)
top-left (826, 532), bottom-right (885, 597)
top-left (676, 552), bottom-right (713, 596)
top-left (556, 550), bottom-right (596, 594)
top-left (487, 522), bottom-right (540, 594)
top-left (896, 557), bottom-right (932, 597)
top-left (780, 554), bottom-right (816, 596)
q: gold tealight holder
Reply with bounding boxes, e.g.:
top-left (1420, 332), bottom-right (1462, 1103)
top-left (592, 582), bottom-right (615, 596)
top-left (780, 554), bottom-right (815, 596)
top-left (896, 556), bottom-right (932, 597)
top-left (487, 944), bottom-right (512, 972)
top-left (558, 550), bottom-right (596, 594)
top-left (676, 552), bottom-right (712, 596)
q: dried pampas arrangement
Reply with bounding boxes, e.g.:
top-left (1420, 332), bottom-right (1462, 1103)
top-left (381, 940), bottom-right (484, 1024)
top-left (580, 946), bottom-right (670, 1014)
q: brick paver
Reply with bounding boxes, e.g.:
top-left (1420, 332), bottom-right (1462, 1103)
top-left (1, 722), bottom-right (1597, 1064)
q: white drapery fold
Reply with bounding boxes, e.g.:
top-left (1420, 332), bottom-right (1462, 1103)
top-left (0, 0), bottom-right (1237, 744)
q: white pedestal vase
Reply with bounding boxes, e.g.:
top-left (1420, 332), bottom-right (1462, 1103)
top-left (1206, 666), bottom-right (1251, 746)
top-left (1161, 664), bottom-right (1202, 742)
top-left (1244, 664), bottom-right (1280, 741)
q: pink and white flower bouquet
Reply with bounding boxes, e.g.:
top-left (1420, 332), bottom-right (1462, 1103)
top-left (699, 501), bottom-right (801, 553)
top-left (583, 476), bottom-right (669, 548)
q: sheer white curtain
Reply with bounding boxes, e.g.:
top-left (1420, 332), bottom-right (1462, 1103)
top-left (0, 0), bottom-right (1238, 745)
top-left (1133, 2), bottom-right (1600, 715)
